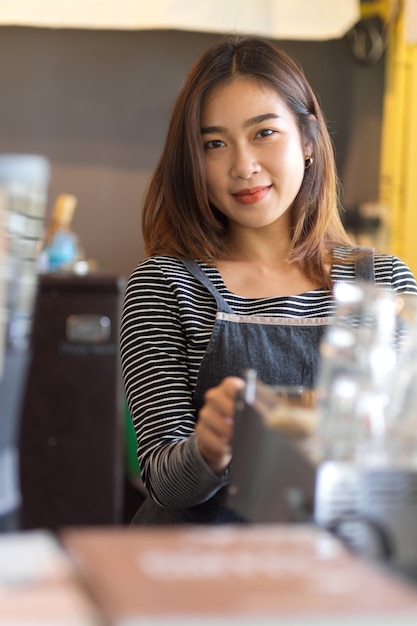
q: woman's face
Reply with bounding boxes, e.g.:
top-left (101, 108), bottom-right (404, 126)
top-left (200, 77), bottom-right (310, 232)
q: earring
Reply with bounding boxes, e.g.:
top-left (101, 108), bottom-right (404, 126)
top-left (305, 156), bottom-right (314, 169)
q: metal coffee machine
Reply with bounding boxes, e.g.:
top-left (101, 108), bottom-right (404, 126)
top-left (227, 283), bottom-right (417, 583)
top-left (314, 461), bottom-right (417, 582)
top-left (0, 154), bottom-right (49, 531)
top-left (314, 282), bottom-right (417, 582)
top-left (227, 374), bottom-right (417, 583)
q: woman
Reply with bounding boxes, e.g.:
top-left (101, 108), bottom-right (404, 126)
top-left (120, 35), bottom-right (417, 524)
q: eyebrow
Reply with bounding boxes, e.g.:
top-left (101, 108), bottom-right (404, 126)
top-left (201, 113), bottom-right (280, 135)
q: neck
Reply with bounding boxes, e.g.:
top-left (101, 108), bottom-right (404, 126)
top-left (226, 232), bottom-right (292, 265)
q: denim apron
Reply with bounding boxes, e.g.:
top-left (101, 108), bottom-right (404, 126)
top-left (131, 251), bottom-right (375, 525)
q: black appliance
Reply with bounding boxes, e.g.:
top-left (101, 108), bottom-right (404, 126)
top-left (19, 272), bottom-right (125, 530)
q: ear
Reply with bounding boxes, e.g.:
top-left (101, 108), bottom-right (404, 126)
top-left (301, 113), bottom-right (315, 157)
top-left (303, 139), bottom-right (313, 160)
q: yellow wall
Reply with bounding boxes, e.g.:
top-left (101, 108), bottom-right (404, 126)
top-left (378, 0), bottom-right (417, 275)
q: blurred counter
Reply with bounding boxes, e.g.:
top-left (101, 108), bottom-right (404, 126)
top-left (0, 530), bottom-right (100, 625)
top-left (4, 524), bottom-right (417, 625)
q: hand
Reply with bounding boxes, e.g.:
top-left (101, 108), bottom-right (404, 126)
top-left (196, 376), bottom-right (245, 474)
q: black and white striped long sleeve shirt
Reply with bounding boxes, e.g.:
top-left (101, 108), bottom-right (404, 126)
top-left (120, 248), bottom-right (417, 510)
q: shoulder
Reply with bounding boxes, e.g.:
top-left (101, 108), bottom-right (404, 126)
top-left (373, 251), bottom-right (417, 293)
top-left (332, 246), bottom-right (417, 293)
top-left (124, 255), bottom-right (218, 306)
top-left (127, 255), bottom-right (220, 287)
top-left (331, 246), bottom-right (417, 294)
top-left (126, 255), bottom-right (195, 291)
top-left (129, 255), bottom-right (188, 279)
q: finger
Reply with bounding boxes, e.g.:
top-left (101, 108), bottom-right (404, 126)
top-left (195, 418), bottom-right (232, 472)
top-left (203, 376), bottom-right (245, 416)
top-left (198, 403), bottom-right (232, 439)
top-left (196, 419), bottom-right (231, 454)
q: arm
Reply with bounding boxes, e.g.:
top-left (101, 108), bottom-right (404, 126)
top-left (120, 257), bottom-right (240, 509)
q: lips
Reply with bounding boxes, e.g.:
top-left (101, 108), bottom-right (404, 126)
top-left (232, 185), bottom-right (271, 205)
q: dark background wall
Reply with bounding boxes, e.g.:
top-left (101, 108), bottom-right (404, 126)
top-left (0, 26), bottom-right (385, 280)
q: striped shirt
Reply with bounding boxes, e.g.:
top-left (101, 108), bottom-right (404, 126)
top-left (120, 247), bottom-right (417, 509)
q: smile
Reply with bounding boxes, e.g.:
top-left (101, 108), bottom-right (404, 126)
top-left (232, 186), bottom-right (271, 205)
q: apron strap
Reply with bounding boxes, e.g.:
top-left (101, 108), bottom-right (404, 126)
top-left (354, 247), bottom-right (375, 283)
top-left (181, 258), bottom-right (234, 314)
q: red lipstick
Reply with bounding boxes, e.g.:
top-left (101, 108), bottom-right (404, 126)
top-left (232, 186), bottom-right (271, 205)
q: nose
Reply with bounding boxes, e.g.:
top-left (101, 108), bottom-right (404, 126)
top-left (229, 145), bottom-right (260, 180)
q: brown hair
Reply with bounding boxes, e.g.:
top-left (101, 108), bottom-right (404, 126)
top-left (142, 35), bottom-right (353, 287)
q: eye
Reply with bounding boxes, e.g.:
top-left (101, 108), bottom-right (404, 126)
top-left (256, 128), bottom-right (276, 139)
top-left (203, 139), bottom-right (225, 150)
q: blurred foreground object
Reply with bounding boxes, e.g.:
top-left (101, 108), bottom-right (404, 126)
top-left (227, 373), bottom-right (317, 524)
top-left (315, 281), bottom-right (417, 465)
top-left (62, 525), bottom-right (417, 625)
top-left (228, 283), bottom-right (417, 582)
top-left (0, 154), bottom-right (50, 532)
top-left (315, 281), bottom-right (417, 581)
top-left (0, 530), bottom-right (100, 624)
